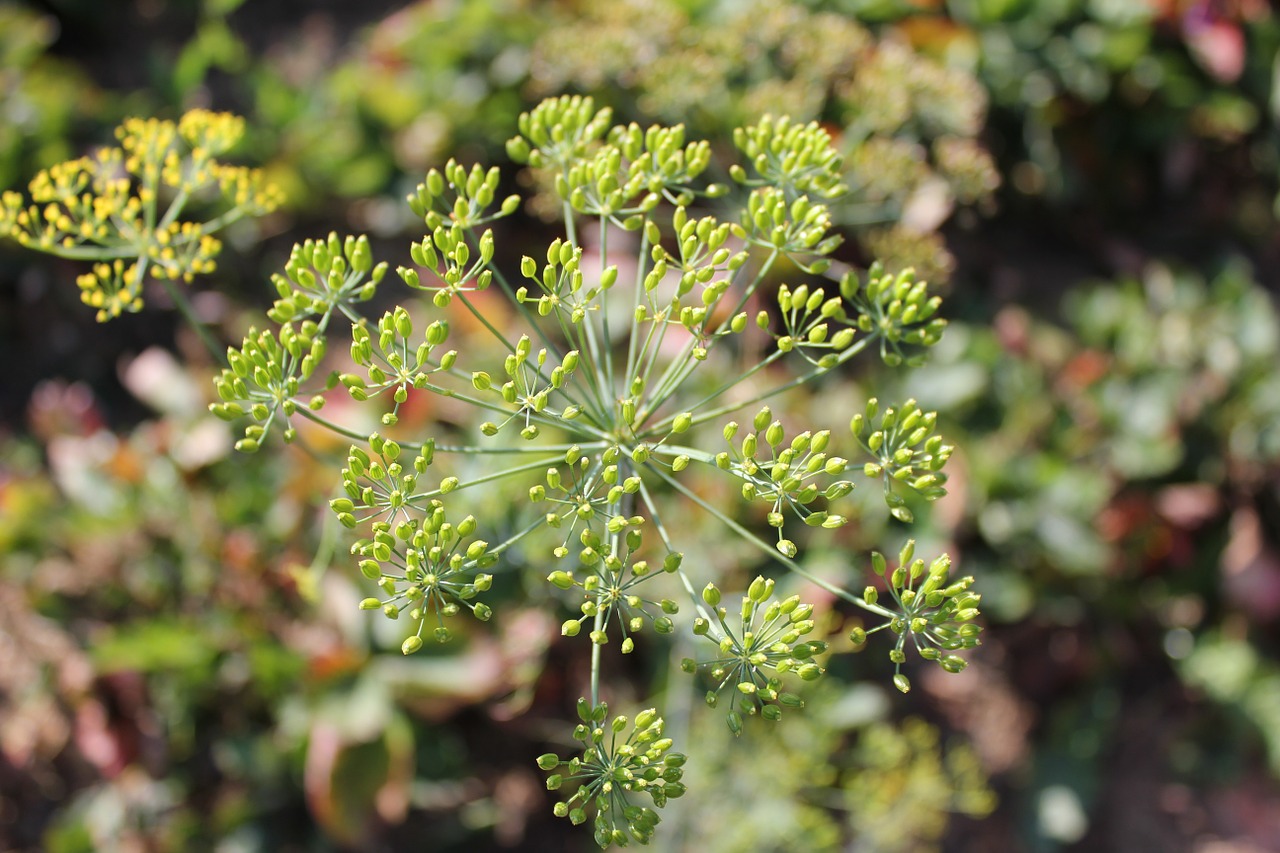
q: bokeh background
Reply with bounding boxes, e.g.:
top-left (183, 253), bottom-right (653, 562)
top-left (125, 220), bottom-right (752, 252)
top-left (2, 1), bottom-right (1280, 850)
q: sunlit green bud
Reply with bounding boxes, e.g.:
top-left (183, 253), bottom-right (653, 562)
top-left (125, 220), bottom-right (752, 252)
top-left (671, 454), bottom-right (690, 472)
top-left (359, 598), bottom-right (381, 610)
top-left (382, 603), bottom-right (399, 619)
top-left (589, 630), bottom-right (608, 645)
top-left (715, 452), bottom-right (731, 469)
top-left (401, 635), bottom-right (423, 655)
top-left (747, 576), bottom-right (769, 602)
top-left (668, 411), bottom-right (694, 435)
top-left (561, 619), bottom-right (581, 637)
top-left (889, 565), bottom-right (909, 591)
top-left (631, 444), bottom-right (650, 463)
top-left (765, 421), bottom-right (784, 447)
top-left (471, 371), bottom-right (491, 391)
top-left (777, 539), bottom-right (797, 558)
top-left (592, 263), bottom-right (619, 290)
top-left (892, 673), bottom-right (911, 694)
top-left (791, 662), bottom-right (819, 681)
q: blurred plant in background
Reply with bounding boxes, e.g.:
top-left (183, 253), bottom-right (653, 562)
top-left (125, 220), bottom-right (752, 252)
top-left (0, 3), bottom-right (99, 191)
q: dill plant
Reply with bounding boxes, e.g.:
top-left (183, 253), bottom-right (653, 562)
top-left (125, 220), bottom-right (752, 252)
top-left (2, 97), bottom-right (983, 848)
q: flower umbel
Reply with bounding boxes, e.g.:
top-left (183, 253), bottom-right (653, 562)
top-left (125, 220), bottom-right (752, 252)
top-left (539, 700), bottom-right (686, 848)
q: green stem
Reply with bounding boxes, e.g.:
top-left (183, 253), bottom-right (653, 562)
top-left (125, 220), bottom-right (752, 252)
top-left (622, 224), bottom-right (651, 390)
top-left (410, 455), bottom-right (563, 501)
top-left (677, 334), bottom-right (874, 432)
top-left (643, 349), bottom-right (785, 437)
top-left (598, 215), bottom-right (615, 394)
top-left (638, 250), bottom-right (779, 423)
top-left (158, 276), bottom-right (223, 362)
top-left (647, 465), bottom-right (895, 619)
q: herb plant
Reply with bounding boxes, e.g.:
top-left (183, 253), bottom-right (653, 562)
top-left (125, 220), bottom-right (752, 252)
top-left (1, 96), bottom-right (983, 848)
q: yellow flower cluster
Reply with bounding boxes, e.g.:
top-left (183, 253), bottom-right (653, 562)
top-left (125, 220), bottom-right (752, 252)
top-left (0, 109), bottom-right (282, 321)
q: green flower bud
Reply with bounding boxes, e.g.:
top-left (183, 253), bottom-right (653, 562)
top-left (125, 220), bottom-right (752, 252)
top-left (402, 635), bottom-right (423, 655)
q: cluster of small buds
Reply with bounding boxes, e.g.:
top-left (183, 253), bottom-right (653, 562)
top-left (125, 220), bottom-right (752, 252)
top-left (515, 237), bottom-right (608, 326)
top-left (850, 540), bottom-right (981, 693)
top-left (472, 334), bottom-right (581, 439)
top-left (75, 260), bottom-right (146, 321)
top-left (400, 221), bottom-right (495, 308)
top-left (332, 435), bottom-right (435, 529)
top-left (533, 445), bottom-right (641, 547)
top-left (730, 115), bottom-right (847, 200)
top-left (209, 323), bottom-right (325, 451)
top-left (718, 408), bottom-right (852, 557)
top-left (683, 577), bottom-right (827, 734)
top-left (849, 397), bottom-right (951, 523)
top-left (507, 94), bottom-right (614, 170)
top-left (642, 207), bottom-right (750, 329)
top-left (175, 109), bottom-right (245, 158)
top-left (769, 281), bottom-right (857, 367)
top-left (609, 122), bottom-right (722, 200)
top-left (548, 524), bottom-right (682, 652)
top-left (268, 232), bottom-right (387, 325)
top-left (0, 110), bottom-right (281, 322)
top-left (341, 307), bottom-right (455, 426)
top-left (840, 262), bottom-right (946, 367)
top-left (407, 158), bottom-right (521, 231)
top-left (734, 187), bottom-right (841, 270)
top-left (560, 144), bottom-right (659, 218)
top-left (353, 500), bottom-right (497, 650)
top-left (539, 700), bottom-right (686, 848)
